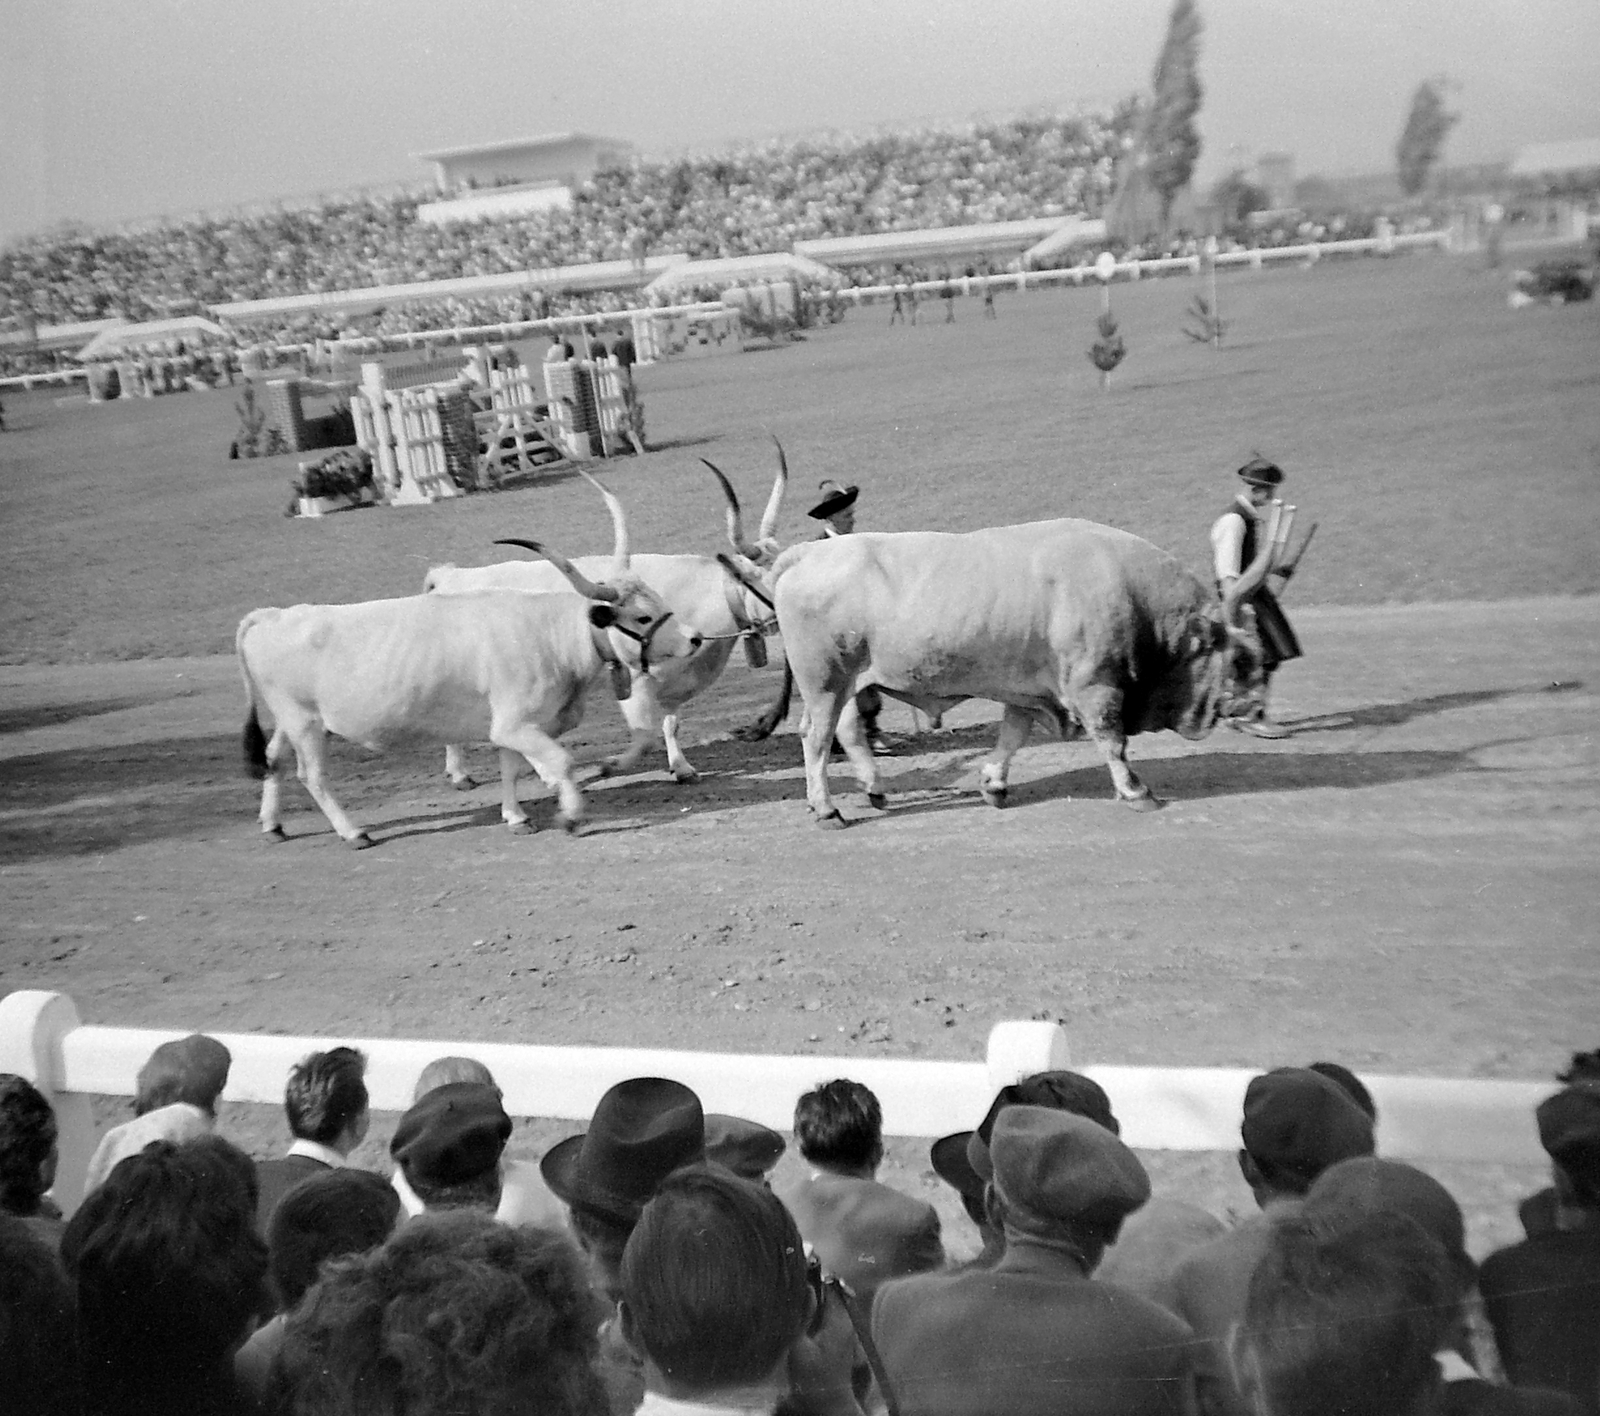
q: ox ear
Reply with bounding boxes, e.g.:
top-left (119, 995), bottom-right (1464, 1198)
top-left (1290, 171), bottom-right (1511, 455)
top-left (588, 603), bottom-right (617, 629)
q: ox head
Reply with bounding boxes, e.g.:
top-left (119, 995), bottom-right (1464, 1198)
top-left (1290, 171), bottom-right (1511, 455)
top-left (1167, 502), bottom-right (1283, 737)
top-left (493, 475), bottom-right (701, 678)
top-left (701, 432), bottom-right (789, 570)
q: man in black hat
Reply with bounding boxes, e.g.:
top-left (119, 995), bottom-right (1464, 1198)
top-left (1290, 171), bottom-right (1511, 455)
top-left (874, 1107), bottom-right (1197, 1416)
top-left (1480, 1077), bottom-right (1600, 1413)
top-left (390, 1081), bottom-right (512, 1215)
top-left (740, 481), bottom-right (889, 753)
top-left (1169, 1067), bottom-right (1377, 1416)
top-left (1211, 457), bottom-right (1303, 738)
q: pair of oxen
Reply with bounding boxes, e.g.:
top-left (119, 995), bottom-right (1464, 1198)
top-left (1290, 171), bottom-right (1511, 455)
top-left (237, 443), bottom-right (1277, 845)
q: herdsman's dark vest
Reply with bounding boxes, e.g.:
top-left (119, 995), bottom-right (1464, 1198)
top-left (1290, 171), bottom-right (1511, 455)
top-left (1222, 498), bottom-right (1259, 574)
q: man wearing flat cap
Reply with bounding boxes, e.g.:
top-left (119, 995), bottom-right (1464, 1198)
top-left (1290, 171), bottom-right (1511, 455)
top-left (390, 1081), bottom-right (512, 1215)
top-left (1480, 1078), bottom-right (1600, 1413)
top-left (1170, 1067), bottom-right (1376, 1416)
top-left (931, 1070), bottom-right (1223, 1302)
top-left (875, 1107), bottom-right (1198, 1416)
top-left (1210, 457), bottom-right (1304, 738)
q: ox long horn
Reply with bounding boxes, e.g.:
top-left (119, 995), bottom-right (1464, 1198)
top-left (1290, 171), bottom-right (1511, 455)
top-left (1220, 500), bottom-right (1284, 625)
top-left (492, 538), bottom-right (620, 602)
top-left (758, 433), bottom-right (789, 545)
top-left (701, 458), bottom-right (760, 559)
top-left (578, 469), bottom-right (630, 573)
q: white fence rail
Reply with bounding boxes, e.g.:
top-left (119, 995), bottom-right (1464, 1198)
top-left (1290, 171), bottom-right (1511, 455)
top-left (0, 990), bottom-right (1552, 1218)
top-left (0, 367), bottom-right (89, 392)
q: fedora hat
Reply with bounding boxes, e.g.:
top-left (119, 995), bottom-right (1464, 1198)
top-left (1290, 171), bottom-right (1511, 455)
top-left (541, 1077), bottom-right (705, 1224)
top-left (808, 481), bottom-right (858, 521)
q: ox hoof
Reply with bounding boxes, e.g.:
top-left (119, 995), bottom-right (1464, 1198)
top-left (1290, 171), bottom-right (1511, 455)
top-left (1123, 791), bottom-right (1165, 812)
top-left (816, 810), bottom-right (850, 830)
top-left (558, 815), bottom-right (584, 836)
top-left (672, 768), bottom-right (701, 785)
top-left (263, 824), bottom-right (288, 842)
top-left (451, 776), bottom-right (478, 792)
top-left (981, 786), bottom-right (1008, 809)
top-left (866, 792), bottom-right (888, 811)
top-left (347, 832), bottom-right (377, 850)
top-left (507, 819), bottom-right (536, 836)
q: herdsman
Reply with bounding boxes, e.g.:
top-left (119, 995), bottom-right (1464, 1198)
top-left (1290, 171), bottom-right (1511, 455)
top-left (739, 480), bottom-right (888, 751)
top-left (1211, 457), bottom-right (1303, 738)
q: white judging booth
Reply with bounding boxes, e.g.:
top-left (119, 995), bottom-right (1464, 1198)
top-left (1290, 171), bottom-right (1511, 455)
top-left (0, 989), bottom-right (1553, 1218)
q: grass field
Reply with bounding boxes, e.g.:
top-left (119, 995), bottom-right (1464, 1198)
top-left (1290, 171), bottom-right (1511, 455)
top-left (1, 249), bottom-right (1596, 664)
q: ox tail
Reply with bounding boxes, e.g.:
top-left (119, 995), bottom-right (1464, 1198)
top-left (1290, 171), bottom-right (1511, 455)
top-left (236, 610), bottom-right (272, 781)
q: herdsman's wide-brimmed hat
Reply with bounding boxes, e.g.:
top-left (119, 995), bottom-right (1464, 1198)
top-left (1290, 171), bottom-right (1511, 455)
top-left (930, 1070), bottom-right (1119, 1200)
top-left (1237, 457), bottom-right (1285, 487)
top-left (541, 1077), bottom-right (705, 1223)
top-left (808, 480), bottom-right (859, 520)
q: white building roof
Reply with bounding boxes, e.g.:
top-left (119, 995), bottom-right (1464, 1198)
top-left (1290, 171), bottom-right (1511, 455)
top-left (1508, 138), bottom-right (1600, 176)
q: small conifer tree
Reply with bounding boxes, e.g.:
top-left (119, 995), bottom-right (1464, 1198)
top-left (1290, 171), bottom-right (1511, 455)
top-left (1088, 311), bottom-right (1127, 391)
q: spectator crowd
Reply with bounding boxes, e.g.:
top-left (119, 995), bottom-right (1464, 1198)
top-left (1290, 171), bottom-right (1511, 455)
top-left (2, 1030), bottom-right (1597, 1416)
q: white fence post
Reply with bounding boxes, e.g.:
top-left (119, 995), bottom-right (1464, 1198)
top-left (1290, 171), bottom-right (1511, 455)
top-left (0, 990), bottom-right (97, 1215)
top-left (985, 1020), bottom-right (1070, 1089)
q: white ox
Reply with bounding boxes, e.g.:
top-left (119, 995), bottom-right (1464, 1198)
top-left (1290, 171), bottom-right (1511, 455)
top-left (423, 449), bottom-right (788, 785)
top-left (237, 532), bottom-right (701, 849)
top-left (769, 514), bottom-right (1277, 825)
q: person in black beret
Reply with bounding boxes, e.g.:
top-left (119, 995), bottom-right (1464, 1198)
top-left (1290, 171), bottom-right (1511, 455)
top-left (390, 1082), bottom-right (512, 1216)
top-left (1169, 1067), bottom-right (1376, 1416)
top-left (874, 1107), bottom-right (1197, 1416)
top-left (703, 1113), bottom-right (785, 1184)
top-left (1210, 456), bottom-right (1304, 738)
top-left (1480, 1075), bottom-right (1600, 1413)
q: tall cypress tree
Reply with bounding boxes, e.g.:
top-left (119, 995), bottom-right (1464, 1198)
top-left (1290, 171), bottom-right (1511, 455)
top-left (1144, 0), bottom-right (1204, 230)
top-left (1396, 79), bottom-right (1458, 197)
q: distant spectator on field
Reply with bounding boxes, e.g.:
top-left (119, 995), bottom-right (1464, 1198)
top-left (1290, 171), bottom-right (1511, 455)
top-left (773, 1078), bottom-right (942, 1303)
top-left (235, 1169), bottom-right (402, 1406)
top-left (255, 1046), bottom-right (370, 1233)
top-left (278, 1211), bottom-right (608, 1416)
top-left (620, 1167), bottom-right (862, 1416)
top-left (1480, 1071), bottom-right (1600, 1414)
top-left (389, 1082), bottom-right (512, 1219)
top-left (84, 1033), bottom-right (232, 1194)
top-left (0, 1074), bottom-right (63, 1246)
top-left (546, 332), bottom-right (575, 362)
top-left (0, 1215), bottom-right (82, 1416)
top-left (407, 1055), bottom-right (568, 1233)
top-left (62, 1136), bottom-right (268, 1416)
top-left (611, 328), bottom-right (637, 370)
top-left (1170, 1067), bottom-right (1377, 1416)
top-left (874, 1107), bottom-right (1197, 1416)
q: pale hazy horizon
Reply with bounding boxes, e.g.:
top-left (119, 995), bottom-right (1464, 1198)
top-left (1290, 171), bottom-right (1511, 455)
top-left (3, 0), bottom-right (1596, 242)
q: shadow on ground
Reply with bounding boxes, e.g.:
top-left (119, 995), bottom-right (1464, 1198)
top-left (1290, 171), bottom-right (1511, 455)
top-left (0, 677), bottom-right (1560, 857)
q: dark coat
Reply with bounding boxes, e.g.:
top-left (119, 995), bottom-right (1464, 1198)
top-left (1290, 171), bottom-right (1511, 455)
top-left (253, 1153), bottom-right (331, 1233)
top-left (1480, 1226), bottom-right (1600, 1416)
top-left (871, 1238), bottom-right (1199, 1416)
top-left (773, 1169), bottom-right (944, 1303)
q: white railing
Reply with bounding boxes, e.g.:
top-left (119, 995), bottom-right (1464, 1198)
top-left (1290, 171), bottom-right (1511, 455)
top-left (0, 367), bottom-right (89, 391)
top-left (0, 990), bottom-right (1551, 1218)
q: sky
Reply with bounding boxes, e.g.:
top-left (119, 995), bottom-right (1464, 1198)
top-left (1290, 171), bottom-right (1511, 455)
top-left (3, 0), bottom-right (1596, 243)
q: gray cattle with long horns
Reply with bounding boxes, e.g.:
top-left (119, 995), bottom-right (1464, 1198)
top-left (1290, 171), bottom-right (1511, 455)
top-left (768, 510), bottom-right (1280, 825)
top-left (423, 443), bottom-right (790, 785)
top-left (237, 487), bottom-right (702, 847)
